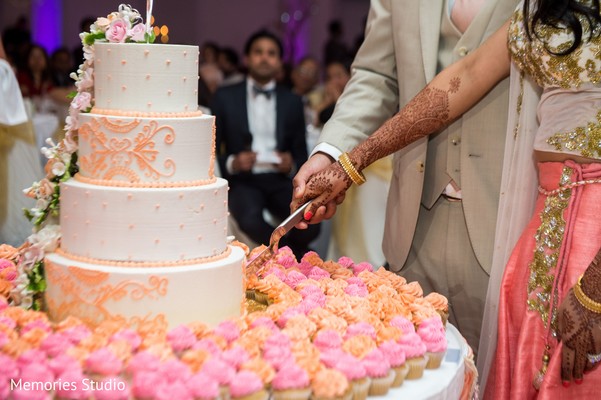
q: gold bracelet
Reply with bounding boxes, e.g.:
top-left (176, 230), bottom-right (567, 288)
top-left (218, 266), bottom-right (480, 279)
top-left (338, 152), bottom-right (366, 185)
top-left (574, 275), bottom-right (601, 314)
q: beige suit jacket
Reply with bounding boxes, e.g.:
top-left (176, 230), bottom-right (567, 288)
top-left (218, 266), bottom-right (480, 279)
top-left (318, 0), bottom-right (518, 273)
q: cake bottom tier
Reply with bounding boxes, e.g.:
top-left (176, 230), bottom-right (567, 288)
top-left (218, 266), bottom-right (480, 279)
top-left (44, 245), bottom-right (245, 329)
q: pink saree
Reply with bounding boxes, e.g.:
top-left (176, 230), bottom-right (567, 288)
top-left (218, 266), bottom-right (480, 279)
top-left (485, 160), bottom-right (601, 399)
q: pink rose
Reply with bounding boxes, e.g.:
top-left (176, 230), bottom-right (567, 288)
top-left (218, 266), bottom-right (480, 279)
top-left (128, 23), bottom-right (146, 42)
top-left (106, 19), bottom-right (128, 43)
top-left (71, 92), bottom-right (91, 111)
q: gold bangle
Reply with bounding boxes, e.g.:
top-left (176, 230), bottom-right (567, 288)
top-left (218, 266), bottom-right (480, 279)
top-left (338, 152), bottom-right (366, 185)
top-left (574, 275), bottom-right (601, 314)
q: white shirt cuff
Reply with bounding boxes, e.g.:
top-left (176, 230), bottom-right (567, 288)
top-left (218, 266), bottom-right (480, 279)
top-left (310, 142), bottom-right (343, 160)
top-left (226, 154), bottom-right (236, 175)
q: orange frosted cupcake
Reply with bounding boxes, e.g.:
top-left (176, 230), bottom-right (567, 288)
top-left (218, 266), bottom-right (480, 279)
top-left (310, 368), bottom-right (352, 400)
top-left (423, 292), bottom-right (449, 327)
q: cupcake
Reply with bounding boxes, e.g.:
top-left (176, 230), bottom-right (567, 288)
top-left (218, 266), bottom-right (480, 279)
top-left (92, 377), bottom-right (130, 400)
top-left (271, 361), bottom-right (312, 400)
top-left (334, 353), bottom-right (370, 400)
top-left (201, 357), bottom-right (236, 399)
top-left (416, 317), bottom-right (447, 369)
top-left (361, 348), bottom-right (394, 395)
top-left (84, 347), bottom-right (123, 379)
top-left (397, 330), bottom-right (427, 379)
top-left (310, 368), bottom-right (352, 400)
top-left (229, 370), bottom-right (269, 400)
top-left (186, 372), bottom-right (220, 400)
top-left (424, 292), bottom-right (449, 326)
top-left (378, 340), bottom-right (409, 387)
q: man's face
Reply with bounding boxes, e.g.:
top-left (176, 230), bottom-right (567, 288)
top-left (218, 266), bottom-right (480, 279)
top-left (245, 38), bottom-right (281, 83)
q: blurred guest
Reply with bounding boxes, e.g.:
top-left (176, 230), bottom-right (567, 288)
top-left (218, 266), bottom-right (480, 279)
top-left (17, 45), bottom-right (71, 114)
top-left (211, 30), bottom-right (319, 258)
top-left (290, 56), bottom-right (323, 129)
top-left (2, 15), bottom-right (31, 71)
top-left (198, 63), bottom-right (223, 112)
top-left (200, 41), bottom-right (220, 65)
top-left (323, 20), bottom-right (350, 65)
top-left (218, 47), bottom-right (244, 86)
top-left (50, 47), bottom-right (74, 87)
top-left (315, 60), bottom-right (351, 126)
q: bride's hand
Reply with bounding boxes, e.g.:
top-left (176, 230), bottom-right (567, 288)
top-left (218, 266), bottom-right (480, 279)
top-left (290, 161), bottom-right (352, 221)
top-left (558, 282), bottom-right (601, 385)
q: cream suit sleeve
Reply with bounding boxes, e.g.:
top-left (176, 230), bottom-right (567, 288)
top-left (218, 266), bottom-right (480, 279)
top-left (317, 0), bottom-right (399, 152)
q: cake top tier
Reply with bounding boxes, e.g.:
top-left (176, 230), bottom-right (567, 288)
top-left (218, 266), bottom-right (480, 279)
top-left (93, 42), bottom-right (200, 114)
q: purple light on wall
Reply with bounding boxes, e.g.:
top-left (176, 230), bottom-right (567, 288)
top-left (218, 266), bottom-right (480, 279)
top-left (281, 0), bottom-right (312, 65)
top-left (32, 0), bottom-right (62, 54)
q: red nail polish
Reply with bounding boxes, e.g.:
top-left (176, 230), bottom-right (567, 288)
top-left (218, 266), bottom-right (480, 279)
top-left (304, 211), bottom-right (313, 220)
top-left (575, 378), bottom-right (583, 385)
top-left (562, 381), bottom-right (571, 388)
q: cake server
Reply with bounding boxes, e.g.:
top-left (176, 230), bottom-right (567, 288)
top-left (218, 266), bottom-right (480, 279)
top-left (246, 201), bottom-right (312, 276)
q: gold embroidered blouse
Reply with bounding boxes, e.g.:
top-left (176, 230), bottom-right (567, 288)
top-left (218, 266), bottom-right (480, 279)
top-left (508, 3), bottom-right (601, 159)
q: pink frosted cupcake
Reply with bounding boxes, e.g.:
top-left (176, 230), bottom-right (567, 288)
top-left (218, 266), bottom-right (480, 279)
top-left (388, 315), bottom-right (416, 334)
top-left (221, 345), bottom-right (251, 370)
top-left (132, 370), bottom-right (166, 400)
top-left (85, 347), bottom-right (123, 378)
top-left (186, 372), bottom-right (220, 400)
top-left (379, 340), bottom-right (409, 387)
top-left (361, 348), bottom-right (394, 396)
top-left (397, 330), bottom-right (427, 379)
top-left (167, 325), bottom-right (197, 355)
top-left (416, 317), bottom-right (447, 369)
top-left (271, 361), bottom-right (311, 400)
top-left (201, 356), bottom-right (236, 399)
top-left (334, 353), bottom-right (370, 400)
top-left (312, 329), bottom-right (342, 352)
top-left (229, 370), bottom-right (269, 400)
top-left (92, 377), bottom-right (130, 400)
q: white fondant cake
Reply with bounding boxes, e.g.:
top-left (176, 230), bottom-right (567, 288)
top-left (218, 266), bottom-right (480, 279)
top-left (45, 42), bottom-right (245, 329)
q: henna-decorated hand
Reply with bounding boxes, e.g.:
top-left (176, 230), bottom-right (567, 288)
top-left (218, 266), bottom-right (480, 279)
top-left (291, 161), bottom-right (352, 222)
top-left (558, 285), bottom-right (601, 385)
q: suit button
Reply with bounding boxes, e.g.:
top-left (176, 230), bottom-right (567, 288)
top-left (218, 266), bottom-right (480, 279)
top-left (417, 161), bottom-right (424, 172)
top-left (458, 46), bottom-right (468, 57)
top-left (451, 137), bottom-right (460, 145)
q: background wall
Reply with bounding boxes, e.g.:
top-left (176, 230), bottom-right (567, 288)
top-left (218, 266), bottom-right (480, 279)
top-left (1, 0), bottom-right (369, 66)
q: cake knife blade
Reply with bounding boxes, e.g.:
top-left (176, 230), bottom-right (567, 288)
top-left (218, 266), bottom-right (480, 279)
top-left (246, 201), bottom-right (312, 276)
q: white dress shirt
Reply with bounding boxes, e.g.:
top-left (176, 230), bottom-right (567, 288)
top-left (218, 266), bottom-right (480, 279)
top-left (226, 77), bottom-right (281, 174)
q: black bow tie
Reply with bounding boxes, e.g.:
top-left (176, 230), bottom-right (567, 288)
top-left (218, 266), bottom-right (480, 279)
top-left (253, 85), bottom-right (275, 99)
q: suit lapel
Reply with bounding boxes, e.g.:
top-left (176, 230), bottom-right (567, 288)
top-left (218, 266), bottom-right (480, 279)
top-left (235, 83), bottom-right (250, 137)
top-left (457, 0), bottom-right (503, 48)
top-left (275, 87), bottom-right (285, 148)
top-left (420, 0), bottom-right (444, 83)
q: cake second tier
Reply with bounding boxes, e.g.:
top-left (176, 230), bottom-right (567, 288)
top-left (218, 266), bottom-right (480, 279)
top-left (59, 178), bottom-right (229, 262)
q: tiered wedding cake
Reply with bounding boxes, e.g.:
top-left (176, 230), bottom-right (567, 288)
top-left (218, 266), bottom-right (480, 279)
top-left (44, 42), bottom-right (245, 329)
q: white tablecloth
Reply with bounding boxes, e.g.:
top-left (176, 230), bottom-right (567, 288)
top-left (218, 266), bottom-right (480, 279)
top-left (377, 324), bottom-right (468, 399)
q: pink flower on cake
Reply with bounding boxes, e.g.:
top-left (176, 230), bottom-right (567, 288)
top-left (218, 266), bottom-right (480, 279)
top-left (71, 91), bottom-right (92, 111)
top-left (128, 22), bottom-right (146, 42)
top-left (105, 19), bottom-right (129, 42)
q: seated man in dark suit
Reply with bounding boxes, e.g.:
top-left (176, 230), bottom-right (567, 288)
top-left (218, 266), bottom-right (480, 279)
top-left (211, 30), bottom-right (320, 259)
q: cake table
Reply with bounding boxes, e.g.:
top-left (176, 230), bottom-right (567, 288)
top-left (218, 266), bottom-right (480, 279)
top-left (378, 324), bottom-right (468, 399)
